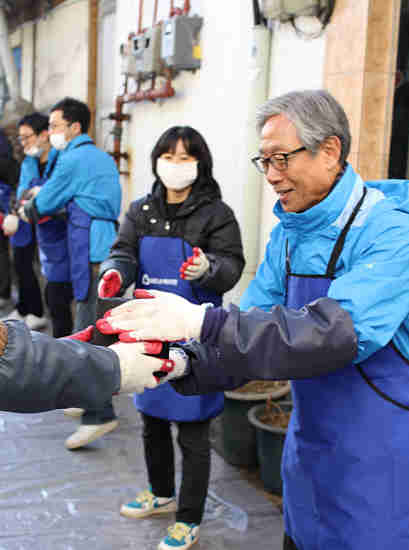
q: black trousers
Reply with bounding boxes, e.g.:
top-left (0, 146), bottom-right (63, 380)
top-left (45, 281), bottom-right (73, 337)
top-left (12, 240), bottom-right (43, 317)
top-left (0, 230), bottom-right (10, 299)
top-left (141, 412), bottom-right (211, 525)
top-left (283, 534), bottom-right (299, 550)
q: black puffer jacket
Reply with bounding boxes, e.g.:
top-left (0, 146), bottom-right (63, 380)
top-left (100, 178), bottom-right (245, 296)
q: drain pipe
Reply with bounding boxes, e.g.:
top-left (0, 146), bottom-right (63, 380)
top-left (234, 3), bottom-right (271, 300)
top-left (0, 3), bottom-right (20, 103)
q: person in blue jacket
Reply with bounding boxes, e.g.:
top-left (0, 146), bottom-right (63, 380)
top-left (21, 97), bottom-right (122, 451)
top-left (0, 129), bottom-right (20, 310)
top-left (101, 90), bottom-right (409, 550)
top-left (5, 113), bottom-right (72, 336)
top-left (97, 126), bottom-right (245, 550)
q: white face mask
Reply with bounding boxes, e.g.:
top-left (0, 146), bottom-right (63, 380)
top-left (156, 158), bottom-right (198, 191)
top-left (50, 132), bottom-right (68, 151)
top-left (26, 145), bottom-right (44, 158)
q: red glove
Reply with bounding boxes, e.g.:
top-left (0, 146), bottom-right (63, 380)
top-left (0, 212), bottom-right (5, 228)
top-left (179, 247), bottom-right (200, 279)
top-left (98, 269), bottom-right (123, 298)
top-left (64, 325), bottom-right (94, 342)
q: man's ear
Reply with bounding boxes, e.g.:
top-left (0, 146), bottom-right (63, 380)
top-left (71, 121), bottom-right (82, 136)
top-left (321, 135), bottom-right (342, 171)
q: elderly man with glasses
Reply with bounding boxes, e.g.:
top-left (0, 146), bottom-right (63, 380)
top-left (98, 89), bottom-right (409, 550)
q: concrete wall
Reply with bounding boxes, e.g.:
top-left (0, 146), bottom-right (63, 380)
top-left (34, 0), bottom-right (89, 110)
top-left (113, 1), bottom-right (327, 303)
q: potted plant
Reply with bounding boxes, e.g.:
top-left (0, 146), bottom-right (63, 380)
top-left (247, 398), bottom-right (293, 494)
top-left (210, 380), bottom-right (290, 468)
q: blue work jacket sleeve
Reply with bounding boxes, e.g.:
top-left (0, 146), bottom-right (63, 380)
top-left (34, 154), bottom-right (77, 215)
top-left (171, 298), bottom-right (358, 395)
top-left (18, 157), bottom-right (38, 199)
top-left (240, 226), bottom-right (286, 312)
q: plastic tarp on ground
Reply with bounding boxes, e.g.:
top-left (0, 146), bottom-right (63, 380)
top-left (0, 394), bottom-right (284, 550)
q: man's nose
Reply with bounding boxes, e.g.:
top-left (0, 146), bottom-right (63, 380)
top-left (265, 163), bottom-right (284, 185)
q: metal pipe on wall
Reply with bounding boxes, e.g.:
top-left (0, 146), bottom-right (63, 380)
top-left (88, 0), bottom-right (98, 141)
top-left (0, 6), bottom-right (20, 101)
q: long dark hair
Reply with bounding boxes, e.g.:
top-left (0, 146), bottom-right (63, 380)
top-left (151, 126), bottom-right (219, 193)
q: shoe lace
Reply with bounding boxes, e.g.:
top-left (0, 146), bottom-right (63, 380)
top-left (167, 522), bottom-right (191, 541)
top-left (135, 489), bottom-right (154, 505)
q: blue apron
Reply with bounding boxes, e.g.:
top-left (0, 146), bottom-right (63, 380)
top-left (0, 181), bottom-right (10, 213)
top-left (30, 159), bottom-right (70, 283)
top-left (283, 188), bottom-right (409, 550)
top-left (134, 235), bottom-right (224, 421)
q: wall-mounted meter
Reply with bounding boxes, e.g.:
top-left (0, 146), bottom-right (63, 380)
top-left (143, 24), bottom-right (162, 76)
top-left (131, 32), bottom-right (146, 77)
top-left (161, 15), bottom-right (203, 71)
top-left (120, 39), bottom-right (139, 77)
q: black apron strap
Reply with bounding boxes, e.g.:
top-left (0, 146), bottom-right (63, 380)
top-left (326, 187), bottom-right (367, 278)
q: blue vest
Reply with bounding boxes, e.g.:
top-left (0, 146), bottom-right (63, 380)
top-left (134, 235), bottom-right (224, 421)
top-left (283, 189), bottom-right (409, 550)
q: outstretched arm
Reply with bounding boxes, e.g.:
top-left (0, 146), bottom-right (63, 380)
top-left (0, 320), bottom-right (179, 413)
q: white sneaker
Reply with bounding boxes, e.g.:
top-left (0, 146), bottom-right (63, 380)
top-left (158, 522), bottom-right (200, 550)
top-left (65, 420), bottom-right (119, 450)
top-left (25, 314), bottom-right (48, 330)
top-left (120, 488), bottom-right (177, 519)
top-left (63, 408), bottom-right (85, 417)
top-left (1, 308), bottom-right (26, 322)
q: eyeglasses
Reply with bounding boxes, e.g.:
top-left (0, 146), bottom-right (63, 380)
top-left (48, 122), bottom-right (70, 131)
top-left (18, 133), bottom-right (36, 143)
top-left (251, 146), bottom-right (307, 173)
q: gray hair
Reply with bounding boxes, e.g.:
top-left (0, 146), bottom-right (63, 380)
top-left (256, 90), bottom-right (351, 165)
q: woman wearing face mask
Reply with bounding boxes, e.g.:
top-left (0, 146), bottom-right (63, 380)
top-left (98, 126), bottom-right (245, 550)
top-left (3, 113), bottom-right (73, 337)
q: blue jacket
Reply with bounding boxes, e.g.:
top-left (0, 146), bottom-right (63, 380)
top-left (240, 164), bottom-right (409, 364)
top-left (171, 164), bottom-right (409, 394)
top-left (18, 148), bottom-right (59, 197)
top-left (34, 135), bottom-right (121, 262)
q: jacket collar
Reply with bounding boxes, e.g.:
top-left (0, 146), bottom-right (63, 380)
top-left (64, 133), bottom-right (93, 153)
top-left (274, 163), bottom-right (358, 234)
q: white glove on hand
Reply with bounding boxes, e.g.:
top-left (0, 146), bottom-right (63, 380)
top-left (180, 247), bottom-right (210, 281)
top-left (2, 214), bottom-right (19, 236)
top-left (110, 341), bottom-right (189, 393)
top-left (102, 289), bottom-right (210, 342)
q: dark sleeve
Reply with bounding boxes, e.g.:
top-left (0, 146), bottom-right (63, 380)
top-left (99, 202), bottom-right (141, 290)
top-left (194, 202), bottom-right (245, 295)
top-left (0, 321), bottom-right (121, 413)
top-left (171, 298), bottom-right (358, 395)
top-left (0, 157), bottom-right (19, 191)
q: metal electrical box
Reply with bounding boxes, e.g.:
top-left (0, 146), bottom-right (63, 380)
top-left (161, 15), bottom-right (203, 71)
top-left (143, 24), bottom-right (162, 76)
top-left (131, 32), bottom-right (146, 77)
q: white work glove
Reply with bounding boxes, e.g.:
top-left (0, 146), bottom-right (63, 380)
top-left (2, 214), bottom-right (19, 236)
top-left (109, 341), bottom-right (189, 393)
top-left (180, 247), bottom-right (210, 281)
top-left (98, 289), bottom-right (210, 342)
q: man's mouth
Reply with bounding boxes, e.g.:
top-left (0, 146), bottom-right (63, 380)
top-left (276, 189), bottom-right (293, 198)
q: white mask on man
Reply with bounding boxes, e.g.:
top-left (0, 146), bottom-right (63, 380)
top-left (26, 145), bottom-right (44, 158)
top-left (50, 133), bottom-right (68, 151)
top-left (156, 158), bottom-right (198, 191)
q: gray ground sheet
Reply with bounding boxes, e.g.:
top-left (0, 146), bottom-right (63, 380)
top-left (0, 393), bottom-right (284, 550)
